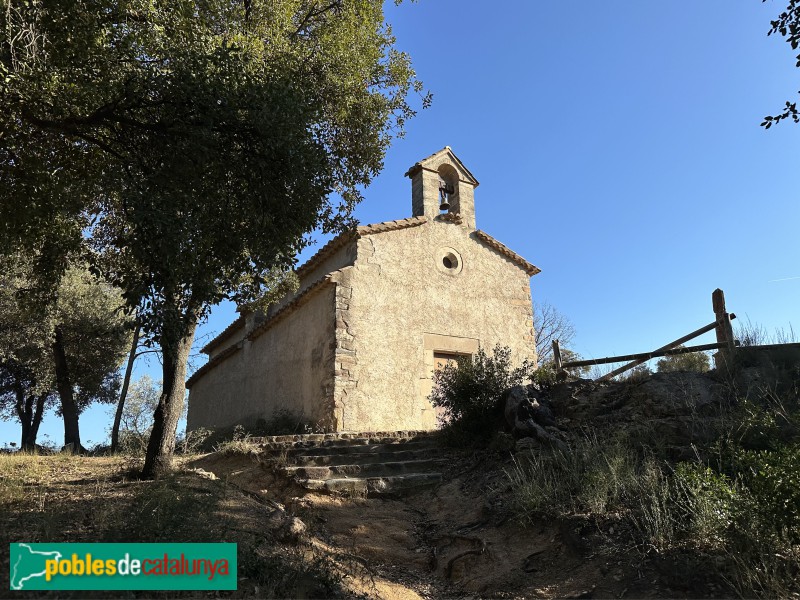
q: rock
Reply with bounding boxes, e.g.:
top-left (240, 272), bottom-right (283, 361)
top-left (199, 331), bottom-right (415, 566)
top-left (515, 437), bottom-right (539, 452)
top-left (519, 420), bottom-right (567, 452)
top-left (502, 386), bottom-right (566, 451)
top-left (266, 509), bottom-right (286, 530)
top-left (188, 468), bottom-right (217, 480)
top-left (503, 385), bottom-right (558, 429)
top-left (488, 431), bottom-right (515, 452)
top-left (265, 507), bottom-right (307, 542)
top-left (279, 516), bottom-right (307, 542)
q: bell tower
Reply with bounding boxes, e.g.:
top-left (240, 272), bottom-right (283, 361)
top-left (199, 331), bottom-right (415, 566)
top-left (404, 147), bottom-right (480, 229)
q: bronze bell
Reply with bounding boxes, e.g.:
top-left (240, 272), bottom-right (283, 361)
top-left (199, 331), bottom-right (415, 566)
top-left (439, 180), bottom-right (454, 212)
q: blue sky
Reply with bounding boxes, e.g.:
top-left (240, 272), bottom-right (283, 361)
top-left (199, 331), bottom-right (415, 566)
top-left (3, 1), bottom-right (799, 447)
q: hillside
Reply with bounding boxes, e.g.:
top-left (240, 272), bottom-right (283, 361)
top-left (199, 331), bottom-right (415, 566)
top-left (3, 365), bottom-right (799, 599)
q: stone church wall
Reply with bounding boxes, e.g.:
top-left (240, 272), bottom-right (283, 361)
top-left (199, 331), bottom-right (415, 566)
top-left (333, 221), bottom-right (535, 432)
top-left (187, 283), bottom-right (337, 431)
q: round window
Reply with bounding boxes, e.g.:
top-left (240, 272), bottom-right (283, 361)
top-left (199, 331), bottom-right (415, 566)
top-left (437, 247), bottom-right (463, 275)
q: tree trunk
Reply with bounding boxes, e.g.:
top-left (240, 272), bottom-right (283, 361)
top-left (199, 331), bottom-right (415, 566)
top-left (15, 385), bottom-right (32, 451)
top-left (26, 394), bottom-right (47, 450)
top-left (53, 324), bottom-right (83, 452)
top-left (19, 393), bottom-right (46, 451)
top-left (141, 318), bottom-right (197, 479)
top-left (111, 322), bottom-right (140, 453)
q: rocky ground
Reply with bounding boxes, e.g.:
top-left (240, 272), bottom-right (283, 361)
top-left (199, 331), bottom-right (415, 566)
top-left (189, 370), bottom-right (738, 598)
top-left (2, 369), bottom-right (780, 598)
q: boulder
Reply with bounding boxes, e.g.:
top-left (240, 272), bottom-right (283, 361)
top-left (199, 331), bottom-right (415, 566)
top-left (502, 386), bottom-right (566, 452)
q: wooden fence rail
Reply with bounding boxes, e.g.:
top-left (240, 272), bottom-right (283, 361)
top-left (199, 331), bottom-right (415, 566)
top-left (552, 288), bottom-right (738, 381)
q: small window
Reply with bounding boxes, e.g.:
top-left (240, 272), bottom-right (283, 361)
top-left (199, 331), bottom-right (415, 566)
top-left (437, 247), bottom-right (463, 275)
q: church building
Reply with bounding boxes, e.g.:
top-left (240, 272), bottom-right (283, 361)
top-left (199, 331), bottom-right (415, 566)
top-left (186, 148), bottom-right (540, 433)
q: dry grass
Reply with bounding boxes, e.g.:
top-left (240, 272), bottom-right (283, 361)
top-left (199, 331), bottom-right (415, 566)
top-left (0, 453), bottom-right (347, 599)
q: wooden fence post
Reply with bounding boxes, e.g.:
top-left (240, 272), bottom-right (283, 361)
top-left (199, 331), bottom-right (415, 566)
top-left (712, 289), bottom-right (735, 350)
top-left (552, 340), bottom-right (563, 372)
top-left (712, 288), bottom-right (736, 370)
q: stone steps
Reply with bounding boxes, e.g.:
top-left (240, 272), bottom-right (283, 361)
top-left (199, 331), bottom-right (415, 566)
top-left (302, 472), bottom-right (443, 495)
top-left (284, 458), bottom-right (449, 480)
top-left (258, 430), bottom-right (444, 497)
top-left (288, 447), bottom-right (434, 466)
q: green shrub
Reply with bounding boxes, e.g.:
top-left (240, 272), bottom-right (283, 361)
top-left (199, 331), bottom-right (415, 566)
top-left (531, 364), bottom-right (558, 388)
top-left (732, 444), bottom-right (800, 542)
top-left (673, 463), bottom-right (736, 549)
top-left (430, 344), bottom-right (533, 444)
top-left (656, 348), bottom-right (711, 373)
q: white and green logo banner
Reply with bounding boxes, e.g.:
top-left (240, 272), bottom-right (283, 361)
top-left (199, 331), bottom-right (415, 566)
top-left (9, 543), bottom-right (237, 591)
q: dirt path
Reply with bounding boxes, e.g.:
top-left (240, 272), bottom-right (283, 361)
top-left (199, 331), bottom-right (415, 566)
top-left (1, 450), bottom-right (724, 598)
top-left (191, 450), bottom-right (653, 599)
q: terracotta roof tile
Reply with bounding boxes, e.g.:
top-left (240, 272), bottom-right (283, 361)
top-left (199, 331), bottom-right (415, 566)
top-left (186, 341), bottom-right (242, 388)
top-left (473, 230), bottom-right (541, 276)
top-left (200, 315), bottom-right (246, 355)
top-left (247, 275), bottom-right (335, 342)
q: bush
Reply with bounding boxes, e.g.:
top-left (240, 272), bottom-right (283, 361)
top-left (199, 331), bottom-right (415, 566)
top-left (255, 409), bottom-right (320, 436)
top-left (673, 463), bottom-right (736, 550)
top-left (657, 349), bottom-right (711, 373)
top-left (732, 445), bottom-right (800, 542)
top-left (176, 426), bottom-right (212, 454)
top-left (430, 345), bottom-right (533, 443)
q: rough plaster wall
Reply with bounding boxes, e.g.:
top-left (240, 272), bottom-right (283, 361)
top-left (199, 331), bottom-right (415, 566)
top-left (336, 220), bottom-right (535, 432)
top-left (207, 327), bottom-right (246, 360)
top-left (188, 285), bottom-right (337, 431)
top-left (187, 349), bottom-right (245, 431)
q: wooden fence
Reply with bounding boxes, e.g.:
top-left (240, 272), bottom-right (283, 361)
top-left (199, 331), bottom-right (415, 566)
top-left (552, 289), bottom-right (738, 381)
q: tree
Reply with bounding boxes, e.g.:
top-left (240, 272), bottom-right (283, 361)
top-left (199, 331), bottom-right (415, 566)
top-left (533, 301), bottom-right (589, 377)
top-left (0, 365), bottom-right (53, 451)
top-left (533, 301), bottom-right (577, 363)
top-left (110, 319), bottom-right (141, 453)
top-left (656, 348), bottom-right (710, 374)
top-left (0, 256), bottom-right (56, 449)
top-left (620, 364), bottom-right (652, 382)
top-left (762, 0), bottom-right (800, 128)
top-left (0, 256), bottom-right (129, 450)
top-left (52, 267), bottom-right (130, 450)
top-left (1, 1), bottom-right (425, 476)
top-left (115, 374), bottom-right (161, 455)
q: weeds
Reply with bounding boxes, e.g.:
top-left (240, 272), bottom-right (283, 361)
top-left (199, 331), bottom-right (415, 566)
top-left (508, 372), bottom-right (800, 598)
top-left (736, 315), bottom-right (798, 346)
top-left (239, 543), bottom-right (346, 598)
top-left (507, 433), bottom-right (645, 519)
top-left (213, 424), bottom-right (259, 455)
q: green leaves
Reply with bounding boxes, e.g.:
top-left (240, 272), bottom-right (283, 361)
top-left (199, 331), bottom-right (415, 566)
top-left (430, 344), bottom-right (534, 437)
top-left (2, 0), bottom-right (424, 466)
top-left (3, 0), bottom-right (426, 344)
top-left (762, 1), bottom-right (800, 128)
